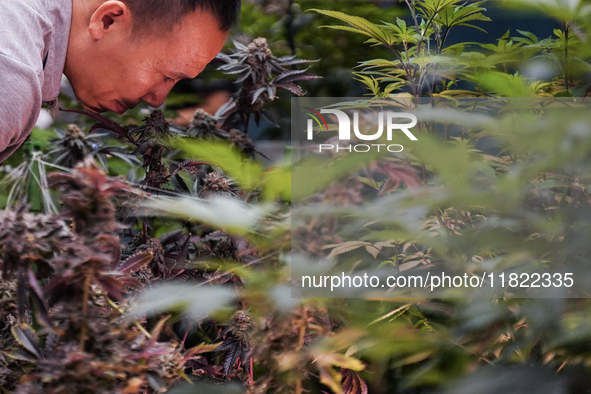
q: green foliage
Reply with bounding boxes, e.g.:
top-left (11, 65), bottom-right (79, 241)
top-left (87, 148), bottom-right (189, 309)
top-left (286, 1), bottom-right (591, 392)
top-left (175, 140), bottom-right (263, 189)
top-left (310, 9), bottom-right (399, 46)
top-left (311, 0), bottom-right (591, 98)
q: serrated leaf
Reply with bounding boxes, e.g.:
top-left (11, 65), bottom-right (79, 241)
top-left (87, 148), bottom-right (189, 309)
top-left (11, 324), bottom-right (41, 359)
top-left (310, 9), bottom-right (396, 46)
top-left (323, 241), bottom-right (372, 260)
top-left (365, 245), bottom-right (381, 259)
top-left (118, 251), bottom-right (153, 274)
top-left (277, 83), bottom-right (305, 96)
top-left (224, 345), bottom-right (240, 376)
top-left (398, 260), bottom-right (423, 272)
top-left (4, 348), bottom-right (38, 362)
top-left (374, 241), bottom-right (396, 249)
top-left (251, 86), bottom-right (267, 104)
top-left (320, 24), bottom-right (377, 38)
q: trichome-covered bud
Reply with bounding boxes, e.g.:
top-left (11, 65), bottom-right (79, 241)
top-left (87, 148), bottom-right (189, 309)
top-left (202, 172), bottom-right (233, 197)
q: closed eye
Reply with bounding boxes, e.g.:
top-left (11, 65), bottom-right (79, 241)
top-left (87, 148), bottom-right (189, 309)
top-left (163, 75), bottom-right (175, 83)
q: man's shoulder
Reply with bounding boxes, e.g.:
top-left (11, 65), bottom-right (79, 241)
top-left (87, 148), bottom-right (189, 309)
top-left (0, 0), bottom-right (56, 161)
top-left (0, 0), bottom-right (53, 73)
top-left (0, 0), bottom-right (52, 28)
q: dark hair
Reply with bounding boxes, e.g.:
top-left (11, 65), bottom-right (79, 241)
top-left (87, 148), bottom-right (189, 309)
top-left (124, 0), bottom-right (241, 34)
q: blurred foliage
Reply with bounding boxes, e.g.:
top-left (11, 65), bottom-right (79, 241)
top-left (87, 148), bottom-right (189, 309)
top-left (199, 0), bottom-right (406, 139)
top-left (310, 0), bottom-right (591, 98)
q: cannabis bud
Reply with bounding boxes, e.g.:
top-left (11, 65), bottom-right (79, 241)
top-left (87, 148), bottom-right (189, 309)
top-left (230, 310), bottom-right (254, 336)
top-left (191, 108), bottom-right (218, 131)
top-left (217, 310), bottom-right (254, 377)
top-left (202, 172), bottom-right (233, 197)
top-left (247, 37), bottom-right (273, 63)
top-left (186, 108), bottom-right (228, 139)
top-left (216, 37), bottom-right (321, 132)
top-left (228, 128), bottom-right (255, 157)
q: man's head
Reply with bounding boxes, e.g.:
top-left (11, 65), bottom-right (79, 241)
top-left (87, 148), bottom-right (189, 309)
top-left (64, 0), bottom-right (240, 114)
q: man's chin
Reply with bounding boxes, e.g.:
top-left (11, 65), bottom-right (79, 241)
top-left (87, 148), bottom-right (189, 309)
top-left (111, 100), bottom-right (128, 114)
top-left (79, 101), bottom-right (105, 114)
top-left (79, 98), bottom-right (129, 114)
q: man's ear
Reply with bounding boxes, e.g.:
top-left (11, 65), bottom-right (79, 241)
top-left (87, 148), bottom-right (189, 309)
top-left (88, 0), bottom-right (131, 40)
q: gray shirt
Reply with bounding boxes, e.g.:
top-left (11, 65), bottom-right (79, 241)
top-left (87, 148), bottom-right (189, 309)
top-left (0, 0), bottom-right (72, 162)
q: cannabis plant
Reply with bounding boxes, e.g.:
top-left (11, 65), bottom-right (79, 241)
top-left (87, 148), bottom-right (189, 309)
top-left (312, 1), bottom-right (491, 97)
top-left (48, 124), bottom-right (138, 169)
top-left (311, 0), bottom-right (591, 98)
top-left (216, 37), bottom-right (321, 132)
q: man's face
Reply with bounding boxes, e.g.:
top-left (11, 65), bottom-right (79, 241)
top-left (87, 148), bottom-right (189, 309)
top-left (65, 7), bottom-right (228, 114)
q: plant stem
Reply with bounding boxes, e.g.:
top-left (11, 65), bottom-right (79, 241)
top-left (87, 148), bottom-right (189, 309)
top-left (439, 27), bottom-right (451, 54)
top-left (405, 0), bottom-right (420, 32)
top-left (295, 379), bottom-right (302, 394)
top-left (387, 43), bottom-right (418, 96)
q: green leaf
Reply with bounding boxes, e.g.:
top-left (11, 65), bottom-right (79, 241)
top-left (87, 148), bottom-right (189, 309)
top-left (292, 150), bottom-right (382, 201)
top-left (413, 135), bottom-right (474, 190)
top-left (418, 0), bottom-right (463, 15)
top-left (435, 1), bottom-right (491, 30)
top-left (310, 9), bottom-right (397, 46)
top-left (515, 29), bottom-right (539, 44)
top-left (471, 71), bottom-right (532, 97)
top-left (320, 25), bottom-right (374, 38)
top-left (261, 164), bottom-right (291, 201)
top-left (174, 139), bottom-right (263, 190)
top-left (380, 19), bottom-right (418, 44)
top-left (358, 59), bottom-right (397, 68)
top-left (323, 241), bottom-right (372, 260)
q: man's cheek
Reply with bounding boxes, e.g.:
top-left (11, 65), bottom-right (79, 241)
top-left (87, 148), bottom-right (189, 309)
top-left (125, 85), bottom-right (151, 100)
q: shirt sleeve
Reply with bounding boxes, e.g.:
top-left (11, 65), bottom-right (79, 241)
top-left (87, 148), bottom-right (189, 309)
top-left (0, 53), bottom-right (42, 162)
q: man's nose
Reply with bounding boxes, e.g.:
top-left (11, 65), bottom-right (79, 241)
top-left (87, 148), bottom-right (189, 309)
top-left (141, 86), bottom-right (171, 108)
